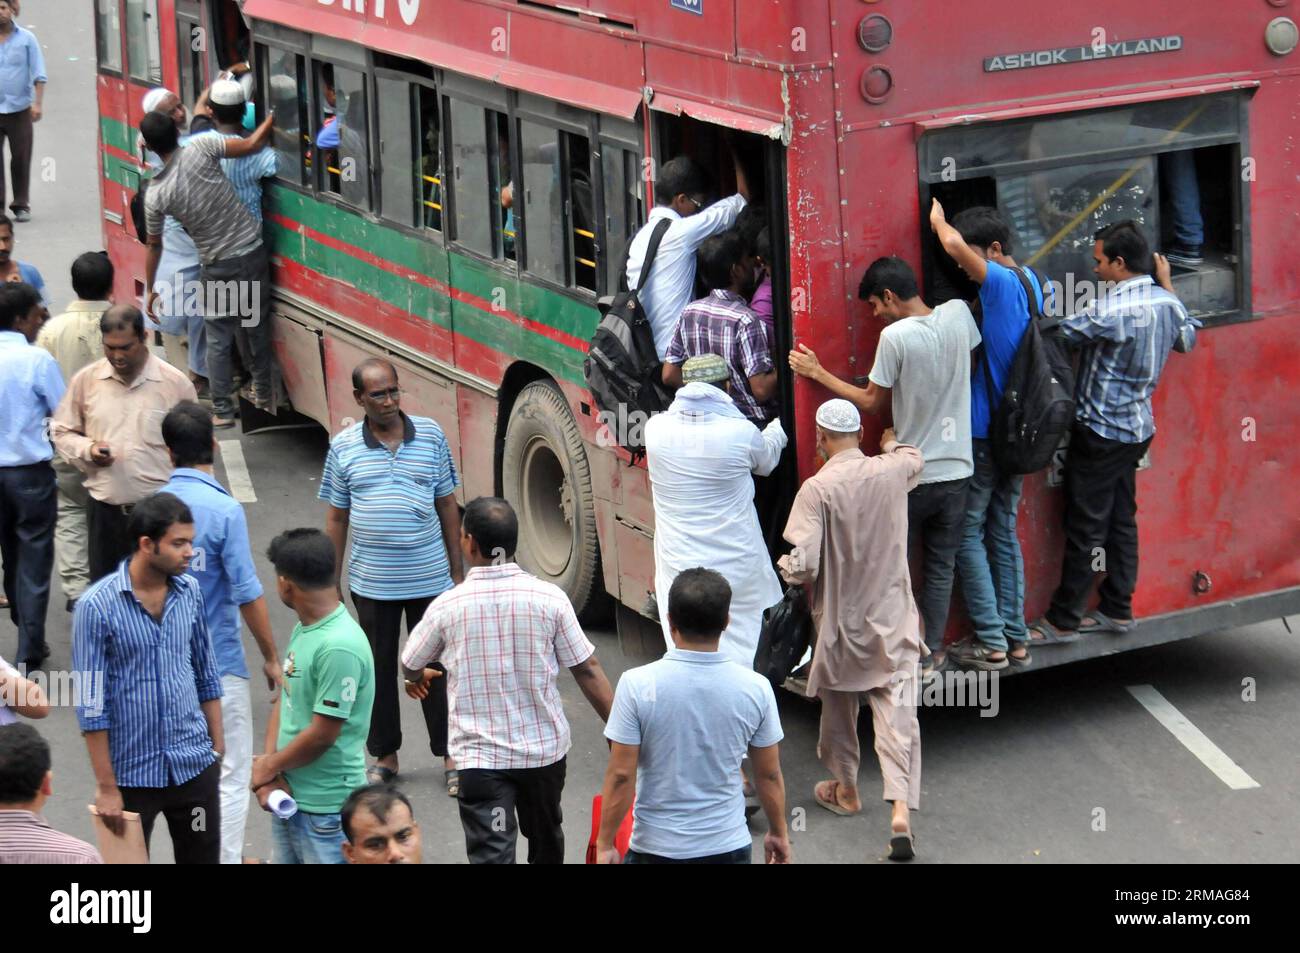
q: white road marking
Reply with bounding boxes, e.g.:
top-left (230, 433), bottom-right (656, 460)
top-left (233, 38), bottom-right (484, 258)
top-left (217, 440), bottom-right (257, 503)
top-left (1126, 685), bottom-right (1260, 790)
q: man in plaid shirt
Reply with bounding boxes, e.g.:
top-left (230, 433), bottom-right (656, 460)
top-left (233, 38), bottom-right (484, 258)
top-left (663, 230), bottom-right (778, 427)
top-left (401, 498), bottom-right (614, 864)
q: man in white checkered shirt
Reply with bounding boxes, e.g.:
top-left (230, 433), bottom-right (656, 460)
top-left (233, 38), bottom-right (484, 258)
top-left (401, 497), bottom-right (614, 864)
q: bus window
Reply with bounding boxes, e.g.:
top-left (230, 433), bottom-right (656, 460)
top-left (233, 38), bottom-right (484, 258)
top-left (96, 0), bottom-right (123, 74)
top-left (124, 0), bottom-right (162, 85)
top-left (257, 46), bottom-right (308, 187)
top-left (492, 112), bottom-right (518, 262)
top-left (315, 63), bottom-right (371, 210)
top-left (520, 121), bottom-right (564, 285)
top-left (920, 93), bottom-right (1248, 322)
top-left (377, 76), bottom-right (417, 228)
top-left (448, 100), bottom-right (493, 258)
top-left (600, 146), bottom-right (644, 294)
top-left (418, 86), bottom-right (443, 233)
top-left (177, 21), bottom-right (204, 112)
top-left (568, 132), bottom-right (597, 293)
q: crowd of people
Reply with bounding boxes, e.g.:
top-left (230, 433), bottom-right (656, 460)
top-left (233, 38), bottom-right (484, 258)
top-left (0, 39), bottom-right (1200, 863)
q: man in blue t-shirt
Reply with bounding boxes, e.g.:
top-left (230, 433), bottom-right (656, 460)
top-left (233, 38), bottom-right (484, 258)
top-left (930, 201), bottom-right (1049, 672)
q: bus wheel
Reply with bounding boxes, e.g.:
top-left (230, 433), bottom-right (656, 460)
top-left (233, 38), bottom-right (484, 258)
top-left (502, 380), bottom-right (602, 617)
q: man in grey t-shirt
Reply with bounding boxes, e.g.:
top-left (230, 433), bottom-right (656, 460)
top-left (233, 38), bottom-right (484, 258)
top-left (788, 257), bottom-right (979, 676)
top-left (140, 109), bottom-right (276, 427)
top-left (594, 568), bottom-right (790, 865)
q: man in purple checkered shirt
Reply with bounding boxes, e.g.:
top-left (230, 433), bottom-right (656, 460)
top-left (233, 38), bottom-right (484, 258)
top-left (663, 231), bottom-right (777, 427)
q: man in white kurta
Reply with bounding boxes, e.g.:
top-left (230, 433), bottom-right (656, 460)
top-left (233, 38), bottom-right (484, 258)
top-left (645, 354), bottom-right (786, 668)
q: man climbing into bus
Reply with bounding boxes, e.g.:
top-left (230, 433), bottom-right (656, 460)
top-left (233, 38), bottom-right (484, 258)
top-left (1029, 222), bottom-right (1198, 645)
top-left (929, 201), bottom-right (1050, 672)
top-left (626, 154), bottom-right (750, 363)
top-left (789, 257), bottom-right (980, 680)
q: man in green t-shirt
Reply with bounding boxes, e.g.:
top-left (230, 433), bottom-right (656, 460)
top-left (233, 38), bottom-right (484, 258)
top-left (251, 528), bottom-right (375, 864)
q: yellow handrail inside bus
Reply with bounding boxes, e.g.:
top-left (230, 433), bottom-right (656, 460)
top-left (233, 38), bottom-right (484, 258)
top-left (574, 228), bottom-right (595, 240)
top-left (423, 175), bottom-right (441, 185)
top-left (1026, 103), bottom-right (1210, 267)
top-left (576, 257), bottom-right (597, 268)
top-left (424, 201), bottom-right (442, 210)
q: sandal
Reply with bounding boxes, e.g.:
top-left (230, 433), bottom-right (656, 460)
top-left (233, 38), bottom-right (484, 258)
top-left (1080, 611), bottom-right (1133, 635)
top-left (951, 640), bottom-right (1009, 671)
top-left (1007, 642), bottom-right (1032, 669)
top-left (814, 780), bottom-right (860, 817)
top-left (445, 769), bottom-right (460, 798)
top-left (1027, 618), bottom-right (1080, 645)
top-left (366, 764), bottom-right (397, 785)
top-left (888, 829), bottom-right (915, 861)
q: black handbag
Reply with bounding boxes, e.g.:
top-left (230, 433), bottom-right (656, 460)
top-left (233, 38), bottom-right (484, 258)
top-left (753, 586), bottom-right (813, 689)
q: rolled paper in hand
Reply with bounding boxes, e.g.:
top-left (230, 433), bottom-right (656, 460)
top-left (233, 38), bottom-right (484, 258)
top-left (267, 789), bottom-right (298, 819)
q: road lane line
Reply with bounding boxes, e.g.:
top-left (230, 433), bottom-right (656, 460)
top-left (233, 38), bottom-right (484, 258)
top-left (218, 440), bottom-right (257, 503)
top-left (1126, 685), bottom-right (1260, 790)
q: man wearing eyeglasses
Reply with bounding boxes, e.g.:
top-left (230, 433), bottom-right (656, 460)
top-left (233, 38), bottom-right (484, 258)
top-left (318, 359), bottom-right (464, 797)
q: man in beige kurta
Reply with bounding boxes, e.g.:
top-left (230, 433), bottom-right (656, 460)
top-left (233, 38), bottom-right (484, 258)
top-left (777, 399), bottom-right (924, 860)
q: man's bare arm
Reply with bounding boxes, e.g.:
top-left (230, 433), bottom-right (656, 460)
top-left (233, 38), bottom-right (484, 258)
top-left (570, 655), bottom-right (614, 723)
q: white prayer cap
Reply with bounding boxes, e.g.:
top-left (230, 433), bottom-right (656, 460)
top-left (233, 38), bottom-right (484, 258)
top-left (141, 88), bottom-right (174, 113)
top-left (209, 78), bottom-right (247, 107)
top-left (815, 398), bottom-right (861, 433)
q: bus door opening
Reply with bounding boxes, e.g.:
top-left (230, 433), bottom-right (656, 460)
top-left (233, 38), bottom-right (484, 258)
top-left (652, 113), bottom-right (796, 557)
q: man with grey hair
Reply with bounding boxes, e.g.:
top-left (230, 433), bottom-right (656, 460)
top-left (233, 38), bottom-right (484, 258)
top-left (645, 353), bottom-right (786, 668)
top-left (778, 398), bottom-right (925, 861)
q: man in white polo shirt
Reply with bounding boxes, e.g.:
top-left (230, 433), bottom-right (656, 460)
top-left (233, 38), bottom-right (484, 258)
top-left (595, 567), bottom-right (791, 865)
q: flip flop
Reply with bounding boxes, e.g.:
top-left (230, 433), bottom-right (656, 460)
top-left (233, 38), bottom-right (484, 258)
top-left (1080, 611), bottom-right (1134, 635)
top-left (366, 764), bottom-right (397, 785)
top-left (1027, 618), bottom-right (1080, 645)
top-left (889, 829), bottom-right (915, 861)
top-left (814, 781), bottom-right (860, 817)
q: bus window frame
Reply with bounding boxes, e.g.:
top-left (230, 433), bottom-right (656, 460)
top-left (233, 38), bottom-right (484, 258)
top-left (124, 0), bottom-right (163, 87)
top-left (442, 82), bottom-right (519, 281)
top-left (94, 0), bottom-right (125, 78)
top-left (310, 57), bottom-right (375, 214)
top-left (253, 41), bottom-right (311, 192)
top-left (372, 67), bottom-right (445, 244)
top-left (175, 12), bottom-right (205, 116)
top-left (916, 91), bottom-right (1254, 329)
top-left (595, 113), bottom-right (645, 297)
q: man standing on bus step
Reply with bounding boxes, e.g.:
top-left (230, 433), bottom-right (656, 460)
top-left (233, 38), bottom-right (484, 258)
top-left (50, 305), bottom-right (197, 582)
top-left (37, 252), bottom-right (115, 611)
top-left (626, 154), bottom-right (750, 363)
top-left (1029, 222), bottom-right (1198, 644)
top-left (319, 359), bottom-right (464, 796)
top-left (779, 405), bottom-right (924, 860)
top-left (401, 498), bottom-right (615, 865)
top-left (930, 201), bottom-right (1051, 671)
top-left (73, 493), bottom-right (225, 864)
top-left (646, 354), bottom-right (786, 669)
top-left (0, 282), bottom-right (61, 672)
top-left (160, 401), bottom-right (283, 864)
top-left (0, 0), bottom-right (45, 223)
top-left (139, 108), bottom-right (277, 429)
top-left (789, 257), bottom-right (980, 680)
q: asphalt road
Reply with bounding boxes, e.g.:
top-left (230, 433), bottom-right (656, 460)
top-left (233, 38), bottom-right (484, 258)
top-left (6, 2), bottom-right (1298, 865)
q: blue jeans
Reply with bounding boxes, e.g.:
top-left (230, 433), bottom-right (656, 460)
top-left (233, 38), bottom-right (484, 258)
top-left (1160, 150), bottom-right (1203, 247)
top-left (954, 440), bottom-right (1026, 652)
top-left (271, 810), bottom-right (347, 865)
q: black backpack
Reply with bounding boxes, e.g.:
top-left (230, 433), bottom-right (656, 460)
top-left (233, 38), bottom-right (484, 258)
top-left (584, 218), bottom-right (674, 458)
top-left (129, 181), bottom-right (150, 245)
top-left (982, 267), bottom-right (1075, 475)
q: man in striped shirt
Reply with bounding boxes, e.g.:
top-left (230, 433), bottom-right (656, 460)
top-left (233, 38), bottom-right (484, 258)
top-left (73, 492), bottom-right (225, 864)
top-left (1032, 222), bottom-right (1198, 642)
top-left (401, 498), bottom-right (614, 864)
top-left (0, 724), bottom-right (101, 864)
top-left (320, 359), bottom-right (464, 794)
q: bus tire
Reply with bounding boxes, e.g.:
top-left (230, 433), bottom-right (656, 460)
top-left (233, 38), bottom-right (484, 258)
top-left (501, 380), bottom-right (603, 618)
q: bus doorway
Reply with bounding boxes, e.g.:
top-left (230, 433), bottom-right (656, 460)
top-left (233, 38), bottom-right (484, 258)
top-left (651, 113), bottom-right (798, 558)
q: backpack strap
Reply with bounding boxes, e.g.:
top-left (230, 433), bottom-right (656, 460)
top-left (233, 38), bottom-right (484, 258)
top-left (627, 218), bottom-right (673, 293)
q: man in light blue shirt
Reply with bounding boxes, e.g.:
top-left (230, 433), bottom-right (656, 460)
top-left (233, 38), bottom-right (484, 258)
top-left (0, 0), bottom-right (45, 221)
top-left (159, 400), bottom-right (281, 864)
top-left (596, 568), bottom-right (791, 864)
top-left (0, 282), bottom-right (61, 670)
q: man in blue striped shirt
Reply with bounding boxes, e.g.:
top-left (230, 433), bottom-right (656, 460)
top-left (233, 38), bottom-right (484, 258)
top-left (73, 493), bottom-right (225, 864)
top-left (1031, 222), bottom-right (1198, 643)
top-left (320, 359), bottom-right (464, 793)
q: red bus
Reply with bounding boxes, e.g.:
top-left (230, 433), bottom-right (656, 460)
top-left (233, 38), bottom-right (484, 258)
top-left (94, 0), bottom-right (1300, 670)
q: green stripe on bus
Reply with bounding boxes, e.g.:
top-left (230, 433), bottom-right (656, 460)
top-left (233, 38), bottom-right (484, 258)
top-left (100, 115), bottom-right (134, 154)
top-left (103, 153), bottom-right (140, 190)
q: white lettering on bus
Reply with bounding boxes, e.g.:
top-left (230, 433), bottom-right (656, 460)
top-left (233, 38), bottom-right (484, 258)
top-left (320, 0), bottom-right (419, 25)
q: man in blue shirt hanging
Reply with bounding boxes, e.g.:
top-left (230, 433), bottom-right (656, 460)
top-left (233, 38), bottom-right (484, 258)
top-left (930, 201), bottom-right (1049, 672)
top-left (0, 282), bottom-right (61, 671)
top-left (0, 0), bottom-right (45, 222)
top-left (160, 401), bottom-right (282, 864)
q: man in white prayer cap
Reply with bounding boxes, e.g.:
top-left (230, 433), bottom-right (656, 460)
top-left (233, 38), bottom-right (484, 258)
top-left (777, 398), bottom-right (925, 860)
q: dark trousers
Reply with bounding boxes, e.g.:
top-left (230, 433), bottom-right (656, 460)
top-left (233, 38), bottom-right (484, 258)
top-left (202, 245), bottom-right (275, 418)
top-left (1047, 425), bottom-right (1153, 630)
top-left (120, 760), bottom-right (222, 864)
top-left (350, 592), bottom-right (448, 759)
top-left (0, 108), bottom-right (34, 212)
top-left (458, 757), bottom-right (566, 864)
top-left (623, 845), bottom-right (751, 864)
top-left (907, 477), bottom-right (971, 652)
top-left (86, 497), bottom-right (137, 583)
top-left (0, 462), bottom-right (56, 666)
